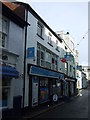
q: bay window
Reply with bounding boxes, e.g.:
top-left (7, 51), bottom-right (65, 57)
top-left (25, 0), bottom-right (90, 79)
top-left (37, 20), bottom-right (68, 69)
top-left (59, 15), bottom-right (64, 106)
top-left (37, 43), bottom-right (58, 70)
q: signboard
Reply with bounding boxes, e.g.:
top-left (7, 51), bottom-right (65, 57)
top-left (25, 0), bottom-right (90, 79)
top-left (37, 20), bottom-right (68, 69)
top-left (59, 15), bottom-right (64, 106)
top-left (64, 54), bottom-right (74, 61)
top-left (76, 65), bottom-right (82, 70)
top-left (27, 47), bottom-right (35, 58)
top-left (53, 94), bottom-right (58, 102)
top-left (61, 58), bottom-right (66, 63)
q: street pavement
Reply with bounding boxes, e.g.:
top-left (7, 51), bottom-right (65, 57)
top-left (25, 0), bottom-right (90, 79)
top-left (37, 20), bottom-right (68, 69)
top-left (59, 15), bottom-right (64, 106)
top-left (33, 88), bottom-right (89, 119)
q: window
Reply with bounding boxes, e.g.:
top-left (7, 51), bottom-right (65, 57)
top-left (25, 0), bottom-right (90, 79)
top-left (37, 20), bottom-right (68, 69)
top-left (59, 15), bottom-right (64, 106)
top-left (40, 78), bottom-right (48, 103)
top-left (37, 43), bottom-right (58, 70)
top-left (48, 32), bottom-right (53, 46)
top-left (2, 78), bottom-right (11, 107)
top-left (70, 65), bottom-right (72, 72)
top-left (73, 67), bottom-right (75, 78)
top-left (0, 18), bottom-right (8, 48)
top-left (37, 22), bottom-right (43, 37)
top-left (65, 62), bottom-right (68, 75)
top-left (56, 40), bottom-right (60, 52)
top-left (45, 51), bottom-right (51, 63)
top-left (56, 40), bottom-right (58, 45)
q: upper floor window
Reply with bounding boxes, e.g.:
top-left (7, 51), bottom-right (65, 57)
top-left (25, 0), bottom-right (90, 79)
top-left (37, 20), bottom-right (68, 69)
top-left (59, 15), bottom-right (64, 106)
top-left (37, 42), bottom-right (58, 70)
top-left (0, 18), bottom-right (8, 48)
top-left (37, 22), bottom-right (43, 38)
top-left (48, 32), bottom-right (53, 46)
top-left (56, 40), bottom-right (60, 52)
top-left (70, 65), bottom-right (72, 72)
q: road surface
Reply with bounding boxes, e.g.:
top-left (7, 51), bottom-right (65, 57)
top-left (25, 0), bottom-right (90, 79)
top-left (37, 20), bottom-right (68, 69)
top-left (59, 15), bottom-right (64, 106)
top-left (34, 88), bottom-right (89, 119)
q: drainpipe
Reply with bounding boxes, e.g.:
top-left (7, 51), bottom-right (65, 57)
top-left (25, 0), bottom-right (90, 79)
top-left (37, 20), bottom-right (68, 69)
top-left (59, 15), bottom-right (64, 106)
top-left (23, 9), bottom-right (28, 109)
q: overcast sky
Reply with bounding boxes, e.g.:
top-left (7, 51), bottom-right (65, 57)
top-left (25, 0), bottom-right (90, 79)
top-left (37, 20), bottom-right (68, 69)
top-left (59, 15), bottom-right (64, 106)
top-left (17, 0), bottom-right (88, 66)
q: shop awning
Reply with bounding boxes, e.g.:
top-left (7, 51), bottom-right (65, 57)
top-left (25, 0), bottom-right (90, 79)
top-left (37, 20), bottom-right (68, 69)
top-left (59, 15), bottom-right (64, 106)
top-left (0, 66), bottom-right (19, 78)
top-left (29, 65), bottom-right (64, 79)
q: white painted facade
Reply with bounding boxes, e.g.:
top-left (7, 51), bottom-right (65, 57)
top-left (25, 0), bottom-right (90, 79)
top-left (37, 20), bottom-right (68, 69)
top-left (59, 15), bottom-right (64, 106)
top-left (82, 66), bottom-right (90, 81)
top-left (77, 70), bottom-right (87, 89)
top-left (24, 10), bottom-right (77, 107)
top-left (56, 31), bottom-right (77, 77)
top-left (1, 15), bottom-right (25, 109)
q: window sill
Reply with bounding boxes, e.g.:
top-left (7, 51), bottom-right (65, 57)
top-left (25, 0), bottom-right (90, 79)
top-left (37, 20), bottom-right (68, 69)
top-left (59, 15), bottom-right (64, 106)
top-left (47, 42), bottom-right (53, 47)
top-left (37, 33), bottom-right (44, 40)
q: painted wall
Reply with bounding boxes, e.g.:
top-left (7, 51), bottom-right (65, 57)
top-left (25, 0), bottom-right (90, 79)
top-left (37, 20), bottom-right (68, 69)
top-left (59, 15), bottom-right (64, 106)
top-left (2, 17), bottom-right (24, 109)
top-left (24, 11), bottom-right (77, 107)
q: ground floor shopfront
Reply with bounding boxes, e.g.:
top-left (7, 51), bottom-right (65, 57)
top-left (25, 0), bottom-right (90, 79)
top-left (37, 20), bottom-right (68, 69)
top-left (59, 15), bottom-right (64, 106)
top-left (27, 64), bottom-right (77, 109)
top-left (1, 65), bottom-right (19, 108)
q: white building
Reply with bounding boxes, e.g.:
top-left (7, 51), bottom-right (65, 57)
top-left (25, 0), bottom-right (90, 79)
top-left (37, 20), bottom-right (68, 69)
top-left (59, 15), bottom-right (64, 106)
top-left (56, 31), bottom-right (78, 78)
top-left (77, 70), bottom-right (87, 89)
top-left (82, 66), bottom-right (90, 81)
top-left (1, 3), bottom-right (28, 109)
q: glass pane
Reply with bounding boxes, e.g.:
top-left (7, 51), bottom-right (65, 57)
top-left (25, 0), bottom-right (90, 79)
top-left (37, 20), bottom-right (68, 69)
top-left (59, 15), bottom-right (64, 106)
top-left (2, 19), bottom-right (7, 34)
top-left (37, 58), bottom-right (40, 66)
top-left (46, 62), bottom-right (51, 69)
top-left (41, 51), bottom-right (44, 60)
top-left (41, 60), bottom-right (45, 67)
top-left (37, 50), bottom-right (40, 58)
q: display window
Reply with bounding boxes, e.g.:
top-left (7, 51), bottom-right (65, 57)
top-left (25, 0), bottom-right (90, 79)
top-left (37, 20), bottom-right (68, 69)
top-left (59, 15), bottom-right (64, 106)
top-left (2, 77), bottom-right (11, 107)
top-left (56, 79), bottom-right (61, 97)
top-left (40, 78), bottom-right (49, 103)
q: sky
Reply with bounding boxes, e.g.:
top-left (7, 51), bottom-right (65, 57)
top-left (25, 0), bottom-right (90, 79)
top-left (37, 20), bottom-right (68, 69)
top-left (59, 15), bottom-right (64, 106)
top-left (17, 0), bottom-right (88, 66)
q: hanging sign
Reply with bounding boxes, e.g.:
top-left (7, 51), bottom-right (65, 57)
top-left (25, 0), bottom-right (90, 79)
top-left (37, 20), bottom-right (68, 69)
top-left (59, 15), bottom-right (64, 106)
top-left (61, 58), bottom-right (66, 63)
top-left (64, 54), bottom-right (74, 61)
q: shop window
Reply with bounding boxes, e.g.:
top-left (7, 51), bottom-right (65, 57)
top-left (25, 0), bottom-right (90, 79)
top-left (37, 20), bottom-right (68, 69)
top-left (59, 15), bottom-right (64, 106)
top-left (40, 78), bottom-right (48, 103)
top-left (56, 80), bottom-right (61, 97)
top-left (2, 78), bottom-right (10, 107)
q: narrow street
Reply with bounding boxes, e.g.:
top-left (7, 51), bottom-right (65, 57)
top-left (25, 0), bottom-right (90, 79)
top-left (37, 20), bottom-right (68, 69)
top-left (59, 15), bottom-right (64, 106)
top-left (33, 88), bottom-right (89, 119)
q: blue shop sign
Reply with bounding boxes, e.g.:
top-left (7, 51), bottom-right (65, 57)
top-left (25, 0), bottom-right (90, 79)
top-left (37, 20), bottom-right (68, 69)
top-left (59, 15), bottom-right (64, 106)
top-left (0, 65), bottom-right (18, 78)
top-left (29, 66), bottom-right (64, 79)
top-left (27, 47), bottom-right (35, 58)
top-left (64, 54), bottom-right (74, 61)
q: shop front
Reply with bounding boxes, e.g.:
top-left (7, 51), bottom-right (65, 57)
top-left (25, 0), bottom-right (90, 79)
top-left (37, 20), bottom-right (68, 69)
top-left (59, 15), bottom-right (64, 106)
top-left (64, 77), bottom-right (77, 97)
top-left (0, 65), bottom-right (19, 108)
top-left (28, 64), bottom-right (64, 108)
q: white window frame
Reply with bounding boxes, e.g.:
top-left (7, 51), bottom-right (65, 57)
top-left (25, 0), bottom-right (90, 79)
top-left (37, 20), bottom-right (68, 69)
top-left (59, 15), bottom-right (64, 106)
top-left (37, 22), bottom-right (43, 37)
